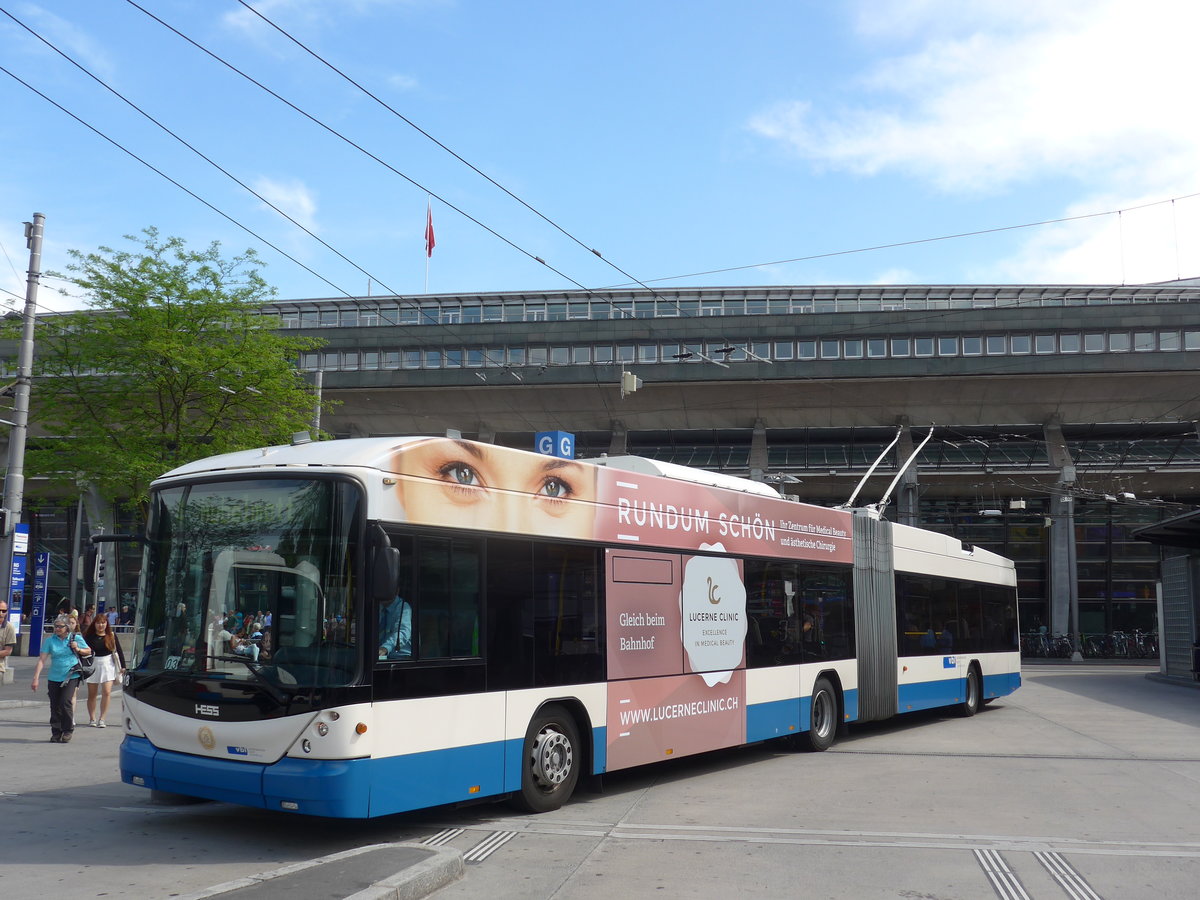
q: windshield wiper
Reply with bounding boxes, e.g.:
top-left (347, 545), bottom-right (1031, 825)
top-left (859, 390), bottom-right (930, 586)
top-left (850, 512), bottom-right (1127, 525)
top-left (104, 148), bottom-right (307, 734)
top-left (212, 655), bottom-right (290, 705)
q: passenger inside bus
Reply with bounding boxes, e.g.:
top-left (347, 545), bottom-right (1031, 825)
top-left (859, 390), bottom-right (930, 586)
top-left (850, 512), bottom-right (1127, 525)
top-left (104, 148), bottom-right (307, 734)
top-left (378, 595), bottom-right (412, 659)
top-left (231, 629), bottom-right (260, 661)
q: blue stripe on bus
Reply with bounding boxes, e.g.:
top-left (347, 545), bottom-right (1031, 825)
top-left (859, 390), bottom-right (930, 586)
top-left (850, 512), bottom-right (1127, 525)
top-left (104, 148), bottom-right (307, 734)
top-left (122, 673), bottom-right (1007, 818)
top-left (842, 688), bottom-right (859, 723)
top-left (896, 670), bottom-right (1021, 713)
top-left (125, 726), bottom-right (613, 818)
top-left (592, 726), bottom-right (606, 773)
top-left (370, 740), bottom-right (506, 815)
top-left (983, 670), bottom-right (1021, 698)
top-left (897, 677), bottom-right (963, 712)
top-left (747, 698), bottom-right (799, 741)
top-left (745, 688), bottom-right (861, 741)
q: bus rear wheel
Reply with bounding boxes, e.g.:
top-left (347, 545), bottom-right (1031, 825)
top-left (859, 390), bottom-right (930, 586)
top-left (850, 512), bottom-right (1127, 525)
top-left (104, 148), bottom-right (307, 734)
top-left (957, 667), bottom-right (981, 717)
top-left (799, 677), bottom-right (838, 752)
top-left (511, 705), bottom-right (581, 813)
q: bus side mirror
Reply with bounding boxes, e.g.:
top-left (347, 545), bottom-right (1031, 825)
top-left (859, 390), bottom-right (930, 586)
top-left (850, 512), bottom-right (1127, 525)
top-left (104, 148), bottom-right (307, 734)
top-left (369, 525), bottom-right (400, 602)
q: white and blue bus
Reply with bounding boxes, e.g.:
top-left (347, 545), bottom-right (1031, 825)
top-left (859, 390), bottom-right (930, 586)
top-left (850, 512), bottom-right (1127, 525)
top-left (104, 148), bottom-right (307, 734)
top-left (117, 435), bottom-right (1020, 818)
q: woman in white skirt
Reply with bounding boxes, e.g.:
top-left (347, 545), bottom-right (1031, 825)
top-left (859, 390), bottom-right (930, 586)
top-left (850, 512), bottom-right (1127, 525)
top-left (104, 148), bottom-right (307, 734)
top-left (83, 613), bottom-right (126, 727)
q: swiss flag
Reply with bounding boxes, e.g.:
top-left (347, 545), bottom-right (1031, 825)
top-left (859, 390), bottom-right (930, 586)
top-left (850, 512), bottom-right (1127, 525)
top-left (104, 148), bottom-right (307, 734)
top-left (425, 202), bottom-right (436, 258)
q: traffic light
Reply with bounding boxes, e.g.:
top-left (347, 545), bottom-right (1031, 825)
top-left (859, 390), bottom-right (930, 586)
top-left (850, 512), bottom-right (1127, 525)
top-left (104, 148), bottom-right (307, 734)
top-left (95, 553), bottom-right (106, 586)
top-left (83, 546), bottom-right (97, 591)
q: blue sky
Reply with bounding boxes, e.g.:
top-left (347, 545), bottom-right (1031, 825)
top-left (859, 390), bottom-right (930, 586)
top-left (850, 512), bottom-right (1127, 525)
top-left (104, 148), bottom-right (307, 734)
top-left (2, 0), bottom-right (1198, 312)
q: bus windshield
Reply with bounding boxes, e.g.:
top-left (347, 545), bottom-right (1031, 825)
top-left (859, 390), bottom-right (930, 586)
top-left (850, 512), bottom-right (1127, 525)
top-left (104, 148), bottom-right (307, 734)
top-left (134, 477), bottom-right (362, 688)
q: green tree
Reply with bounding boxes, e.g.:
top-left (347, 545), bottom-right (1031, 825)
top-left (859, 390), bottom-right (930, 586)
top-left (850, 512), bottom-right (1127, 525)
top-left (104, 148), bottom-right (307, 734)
top-left (12, 228), bottom-right (326, 519)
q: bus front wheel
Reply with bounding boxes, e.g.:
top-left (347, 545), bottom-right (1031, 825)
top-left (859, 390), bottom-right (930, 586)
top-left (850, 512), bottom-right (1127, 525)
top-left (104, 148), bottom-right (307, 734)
top-left (799, 677), bottom-right (838, 752)
top-left (512, 705), bottom-right (581, 813)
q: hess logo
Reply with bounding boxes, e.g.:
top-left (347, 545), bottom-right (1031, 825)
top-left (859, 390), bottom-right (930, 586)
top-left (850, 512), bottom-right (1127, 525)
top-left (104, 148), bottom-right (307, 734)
top-left (195, 704), bottom-right (220, 717)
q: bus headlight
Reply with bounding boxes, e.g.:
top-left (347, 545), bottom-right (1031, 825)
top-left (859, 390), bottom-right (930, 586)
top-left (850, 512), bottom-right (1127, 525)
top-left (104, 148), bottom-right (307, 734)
top-left (316, 722), bottom-right (329, 737)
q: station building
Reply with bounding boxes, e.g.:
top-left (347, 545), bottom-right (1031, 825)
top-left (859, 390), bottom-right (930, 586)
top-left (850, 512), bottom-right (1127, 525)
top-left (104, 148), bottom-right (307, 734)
top-left (10, 282), bottom-right (1200, 652)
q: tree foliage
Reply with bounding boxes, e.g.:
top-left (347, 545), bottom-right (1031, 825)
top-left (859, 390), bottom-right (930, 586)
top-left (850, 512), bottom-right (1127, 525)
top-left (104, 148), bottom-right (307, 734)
top-left (13, 228), bottom-right (326, 517)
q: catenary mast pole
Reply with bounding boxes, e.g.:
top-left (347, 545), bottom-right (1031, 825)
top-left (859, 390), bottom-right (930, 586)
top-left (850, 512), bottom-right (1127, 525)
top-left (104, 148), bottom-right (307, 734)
top-left (2, 213), bottom-right (45, 617)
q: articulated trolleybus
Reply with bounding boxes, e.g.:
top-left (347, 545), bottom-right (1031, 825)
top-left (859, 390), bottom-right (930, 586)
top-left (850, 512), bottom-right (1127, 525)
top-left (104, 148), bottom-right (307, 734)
top-left (119, 435), bottom-right (1020, 818)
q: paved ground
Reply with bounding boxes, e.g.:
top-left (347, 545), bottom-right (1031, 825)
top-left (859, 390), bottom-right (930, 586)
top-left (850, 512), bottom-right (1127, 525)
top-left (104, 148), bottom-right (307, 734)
top-left (0, 654), bottom-right (459, 899)
top-left (2, 654), bottom-right (1198, 899)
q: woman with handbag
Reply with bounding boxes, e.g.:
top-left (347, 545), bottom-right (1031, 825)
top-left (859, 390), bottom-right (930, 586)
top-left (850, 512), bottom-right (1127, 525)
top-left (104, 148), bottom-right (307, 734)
top-left (30, 614), bottom-right (93, 743)
top-left (84, 613), bottom-right (126, 727)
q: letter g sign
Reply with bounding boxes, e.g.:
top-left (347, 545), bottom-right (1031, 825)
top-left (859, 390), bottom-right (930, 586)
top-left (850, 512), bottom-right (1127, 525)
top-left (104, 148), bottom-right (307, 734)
top-left (535, 430), bottom-right (575, 460)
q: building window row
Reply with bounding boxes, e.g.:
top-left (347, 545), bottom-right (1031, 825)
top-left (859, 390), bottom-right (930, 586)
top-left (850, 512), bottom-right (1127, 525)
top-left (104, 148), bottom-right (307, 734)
top-left (299, 329), bottom-right (1200, 372)
top-left (268, 292), bottom-right (1200, 328)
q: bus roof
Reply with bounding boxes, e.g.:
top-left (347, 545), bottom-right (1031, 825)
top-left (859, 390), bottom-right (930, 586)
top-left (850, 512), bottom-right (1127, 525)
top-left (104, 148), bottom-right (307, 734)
top-left (155, 436), bottom-right (434, 481)
top-left (156, 437), bottom-right (785, 499)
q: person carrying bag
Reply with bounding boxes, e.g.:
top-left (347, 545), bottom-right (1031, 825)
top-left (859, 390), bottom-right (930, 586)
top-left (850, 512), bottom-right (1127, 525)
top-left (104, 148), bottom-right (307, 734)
top-left (30, 614), bottom-right (93, 743)
top-left (83, 614), bottom-right (125, 727)
top-left (70, 641), bottom-right (97, 681)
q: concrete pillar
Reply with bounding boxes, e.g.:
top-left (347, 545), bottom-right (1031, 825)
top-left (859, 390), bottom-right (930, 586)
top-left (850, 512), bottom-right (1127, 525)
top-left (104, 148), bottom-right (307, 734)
top-left (1044, 417), bottom-right (1077, 638)
top-left (749, 418), bottom-right (767, 482)
top-left (608, 420), bottom-right (627, 456)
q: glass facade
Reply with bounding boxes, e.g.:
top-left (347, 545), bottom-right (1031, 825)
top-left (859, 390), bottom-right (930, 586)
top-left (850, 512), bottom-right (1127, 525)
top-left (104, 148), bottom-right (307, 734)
top-left (297, 327), bottom-right (1200, 373)
top-left (266, 286), bottom-right (1200, 330)
top-left (907, 497), bottom-right (1167, 638)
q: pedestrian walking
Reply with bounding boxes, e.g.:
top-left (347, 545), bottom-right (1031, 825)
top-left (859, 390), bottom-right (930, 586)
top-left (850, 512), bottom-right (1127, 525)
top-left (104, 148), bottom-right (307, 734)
top-left (0, 600), bottom-right (15, 678)
top-left (30, 614), bottom-right (92, 743)
top-left (83, 614), bottom-right (126, 727)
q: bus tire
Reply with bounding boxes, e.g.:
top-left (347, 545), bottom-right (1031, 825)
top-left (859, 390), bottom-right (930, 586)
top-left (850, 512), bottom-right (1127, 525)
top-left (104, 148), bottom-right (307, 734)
top-left (799, 677), bottom-right (838, 752)
top-left (511, 705), bottom-right (581, 813)
top-left (957, 666), bottom-right (981, 717)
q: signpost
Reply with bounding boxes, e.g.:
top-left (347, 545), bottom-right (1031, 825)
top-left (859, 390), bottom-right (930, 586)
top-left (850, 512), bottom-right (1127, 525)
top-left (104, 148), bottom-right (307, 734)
top-left (28, 550), bottom-right (48, 657)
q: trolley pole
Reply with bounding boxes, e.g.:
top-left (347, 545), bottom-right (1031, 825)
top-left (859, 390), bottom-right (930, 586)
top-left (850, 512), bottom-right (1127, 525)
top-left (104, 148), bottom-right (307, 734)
top-left (2, 213), bottom-right (45, 620)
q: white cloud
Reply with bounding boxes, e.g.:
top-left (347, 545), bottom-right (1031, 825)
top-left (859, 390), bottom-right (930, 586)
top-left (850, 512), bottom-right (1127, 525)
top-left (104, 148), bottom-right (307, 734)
top-left (984, 192), bottom-right (1200, 285)
top-left (222, 1), bottom-right (431, 35)
top-left (387, 73), bottom-right (419, 92)
top-left (871, 267), bottom-right (919, 286)
top-left (748, 0), bottom-right (1200, 280)
top-left (252, 177), bottom-right (318, 232)
top-left (4, 3), bottom-right (116, 81)
top-left (752, 1), bottom-right (1200, 194)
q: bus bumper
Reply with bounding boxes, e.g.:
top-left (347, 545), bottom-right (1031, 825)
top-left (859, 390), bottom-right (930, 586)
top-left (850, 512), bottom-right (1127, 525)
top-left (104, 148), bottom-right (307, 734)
top-left (120, 735), bottom-right (373, 818)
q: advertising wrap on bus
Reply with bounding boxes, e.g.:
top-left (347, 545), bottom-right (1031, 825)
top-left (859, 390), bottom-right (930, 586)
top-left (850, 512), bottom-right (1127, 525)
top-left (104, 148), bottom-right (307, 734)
top-left (606, 548), bottom-right (750, 769)
top-left (372, 437), bottom-right (855, 772)
top-left (376, 436), bottom-right (853, 563)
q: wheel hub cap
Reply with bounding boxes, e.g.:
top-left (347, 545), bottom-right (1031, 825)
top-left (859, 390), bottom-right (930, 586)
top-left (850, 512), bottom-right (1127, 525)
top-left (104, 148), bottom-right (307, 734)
top-left (532, 728), bottom-right (573, 787)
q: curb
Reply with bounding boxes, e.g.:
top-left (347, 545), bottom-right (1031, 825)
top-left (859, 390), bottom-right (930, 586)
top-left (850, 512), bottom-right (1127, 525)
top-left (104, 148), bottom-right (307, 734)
top-left (346, 845), bottom-right (466, 900)
top-left (0, 699), bottom-right (45, 709)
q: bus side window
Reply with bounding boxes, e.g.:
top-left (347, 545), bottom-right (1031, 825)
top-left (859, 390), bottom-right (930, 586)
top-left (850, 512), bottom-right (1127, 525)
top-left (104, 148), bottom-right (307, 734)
top-left (530, 542), bottom-right (602, 687)
top-left (376, 534), bottom-right (415, 663)
top-left (415, 536), bottom-right (481, 660)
